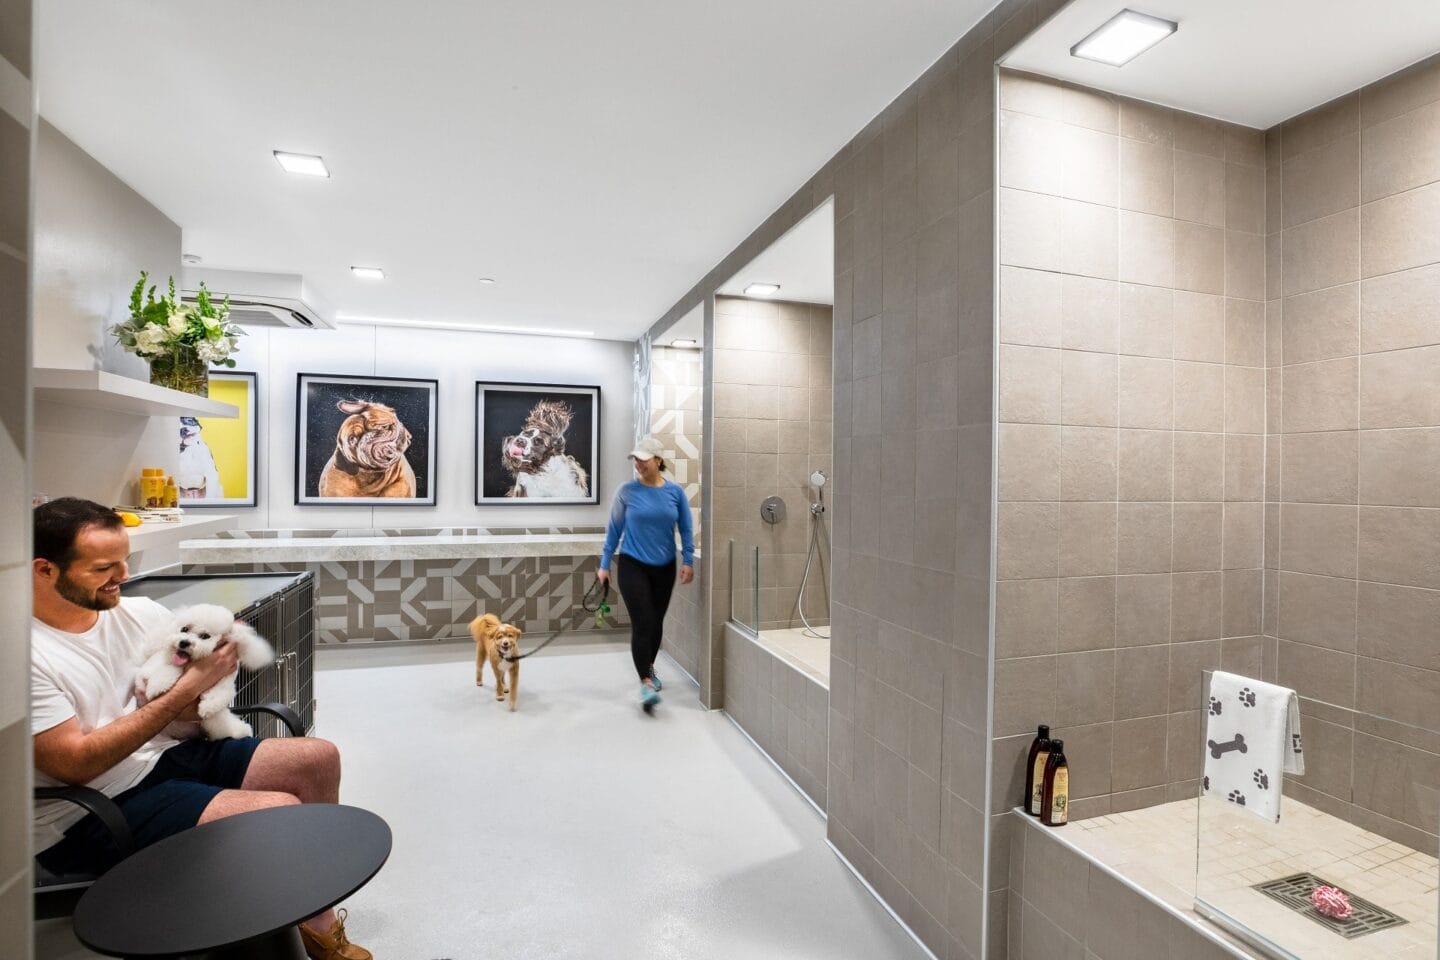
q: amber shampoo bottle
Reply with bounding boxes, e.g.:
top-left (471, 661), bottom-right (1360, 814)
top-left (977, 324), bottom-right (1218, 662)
top-left (1024, 724), bottom-right (1051, 816)
top-left (1041, 739), bottom-right (1069, 827)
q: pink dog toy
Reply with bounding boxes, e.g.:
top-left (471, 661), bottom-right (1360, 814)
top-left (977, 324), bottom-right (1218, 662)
top-left (1310, 885), bottom-right (1353, 920)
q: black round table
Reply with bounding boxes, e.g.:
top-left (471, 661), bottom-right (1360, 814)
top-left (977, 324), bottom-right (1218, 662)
top-left (73, 803), bottom-right (391, 959)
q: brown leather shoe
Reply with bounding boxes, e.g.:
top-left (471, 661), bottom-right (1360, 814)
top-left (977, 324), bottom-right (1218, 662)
top-left (299, 908), bottom-right (373, 960)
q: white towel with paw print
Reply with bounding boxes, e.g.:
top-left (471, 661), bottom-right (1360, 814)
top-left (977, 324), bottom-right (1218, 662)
top-left (1202, 671), bottom-right (1304, 823)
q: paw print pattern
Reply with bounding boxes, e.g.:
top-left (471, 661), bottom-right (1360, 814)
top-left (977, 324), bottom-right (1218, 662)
top-left (1292, 733), bottom-right (1304, 754)
top-left (1238, 687), bottom-right (1257, 708)
top-left (1252, 769), bottom-right (1269, 791)
top-left (1208, 696), bottom-right (1223, 716)
top-left (1202, 775), bottom-right (1210, 791)
top-left (1227, 790), bottom-right (1247, 806)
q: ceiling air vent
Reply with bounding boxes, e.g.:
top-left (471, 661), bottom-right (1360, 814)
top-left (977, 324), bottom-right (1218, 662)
top-left (179, 267), bottom-right (336, 331)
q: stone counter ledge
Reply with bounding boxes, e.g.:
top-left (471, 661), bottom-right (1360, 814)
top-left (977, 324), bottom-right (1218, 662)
top-left (178, 534), bottom-right (700, 564)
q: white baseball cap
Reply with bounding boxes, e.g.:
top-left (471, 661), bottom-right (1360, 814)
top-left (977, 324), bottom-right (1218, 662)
top-left (629, 436), bottom-right (666, 462)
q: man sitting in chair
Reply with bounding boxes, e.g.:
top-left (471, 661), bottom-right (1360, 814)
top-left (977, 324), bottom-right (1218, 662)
top-left (31, 498), bottom-right (371, 960)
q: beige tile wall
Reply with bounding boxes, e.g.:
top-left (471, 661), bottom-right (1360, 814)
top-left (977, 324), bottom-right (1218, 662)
top-left (0, 0), bottom-right (31, 952)
top-left (824, 4), bottom-right (1050, 956)
top-left (994, 70), bottom-right (1269, 843)
top-left (1268, 53), bottom-right (1440, 853)
top-left (722, 624), bottom-right (829, 809)
top-left (712, 296), bottom-right (832, 632)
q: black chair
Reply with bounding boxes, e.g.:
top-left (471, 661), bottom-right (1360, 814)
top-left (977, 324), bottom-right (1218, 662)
top-left (33, 702), bottom-right (304, 920)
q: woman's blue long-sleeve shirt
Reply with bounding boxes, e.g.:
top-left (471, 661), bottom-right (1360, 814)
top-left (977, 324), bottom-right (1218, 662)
top-left (599, 479), bottom-right (694, 570)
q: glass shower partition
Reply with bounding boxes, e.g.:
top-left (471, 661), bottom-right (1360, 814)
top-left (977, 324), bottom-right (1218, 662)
top-left (727, 538), bottom-right (760, 635)
top-left (1192, 671), bottom-right (1438, 960)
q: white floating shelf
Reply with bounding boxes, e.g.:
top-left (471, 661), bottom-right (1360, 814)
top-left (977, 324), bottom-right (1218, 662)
top-left (34, 368), bottom-right (239, 418)
top-left (128, 514), bottom-right (239, 552)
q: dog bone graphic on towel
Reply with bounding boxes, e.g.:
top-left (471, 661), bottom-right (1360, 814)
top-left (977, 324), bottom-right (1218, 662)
top-left (1203, 671), bottom-right (1304, 823)
top-left (1207, 733), bottom-right (1247, 759)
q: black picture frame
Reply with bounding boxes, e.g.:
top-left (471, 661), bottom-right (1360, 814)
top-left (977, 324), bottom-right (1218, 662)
top-left (475, 381), bottom-right (601, 504)
top-left (295, 373), bottom-right (438, 506)
top-left (174, 370), bottom-right (259, 508)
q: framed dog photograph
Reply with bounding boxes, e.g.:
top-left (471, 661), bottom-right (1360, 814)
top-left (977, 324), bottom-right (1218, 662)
top-left (475, 382), bottom-right (600, 504)
top-left (296, 373), bottom-right (438, 506)
top-left (174, 371), bottom-right (258, 507)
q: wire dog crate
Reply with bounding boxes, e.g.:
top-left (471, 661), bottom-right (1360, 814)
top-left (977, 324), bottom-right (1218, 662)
top-left (125, 572), bottom-right (316, 736)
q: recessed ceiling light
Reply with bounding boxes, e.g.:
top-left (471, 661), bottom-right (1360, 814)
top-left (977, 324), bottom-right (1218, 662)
top-left (671, 338), bottom-right (699, 349)
top-left (350, 266), bottom-right (385, 280)
top-left (181, 253), bottom-right (203, 265)
top-left (1071, 9), bottom-right (1177, 66)
top-left (478, 277), bottom-right (497, 285)
top-left (744, 282), bottom-right (781, 297)
top-left (273, 151), bottom-right (330, 177)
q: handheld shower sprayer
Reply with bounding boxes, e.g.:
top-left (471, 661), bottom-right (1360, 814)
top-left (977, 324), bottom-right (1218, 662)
top-left (810, 470), bottom-right (828, 515)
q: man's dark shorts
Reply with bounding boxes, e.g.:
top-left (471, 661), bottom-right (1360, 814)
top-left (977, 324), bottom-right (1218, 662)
top-left (36, 736), bottom-right (262, 876)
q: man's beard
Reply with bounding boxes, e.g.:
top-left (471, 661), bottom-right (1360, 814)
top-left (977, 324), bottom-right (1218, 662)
top-left (55, 570), bottom-right (119, 611)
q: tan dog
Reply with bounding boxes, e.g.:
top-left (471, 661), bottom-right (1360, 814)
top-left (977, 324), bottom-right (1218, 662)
top-left (317, 400), bottom-right (416, 498)
top-left (470, 613), bottom-right (522, 711)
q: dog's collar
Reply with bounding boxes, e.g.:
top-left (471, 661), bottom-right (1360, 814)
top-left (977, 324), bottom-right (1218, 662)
top-left (331, 452), bottom-right (363, 475)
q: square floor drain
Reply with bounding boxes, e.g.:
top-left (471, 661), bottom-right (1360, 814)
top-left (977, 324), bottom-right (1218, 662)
top-left (1252, 873), bottom-right (1408, 939)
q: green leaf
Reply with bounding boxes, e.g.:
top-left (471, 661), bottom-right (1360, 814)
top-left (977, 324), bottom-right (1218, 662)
top-left (129, 273), bottom-right (147, 321)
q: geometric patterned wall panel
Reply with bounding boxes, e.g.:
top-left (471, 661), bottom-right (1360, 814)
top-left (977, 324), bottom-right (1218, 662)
top-left (185, 526), bottom-right (627, 644)
top-left (648, 347), bottom-right (706, 681)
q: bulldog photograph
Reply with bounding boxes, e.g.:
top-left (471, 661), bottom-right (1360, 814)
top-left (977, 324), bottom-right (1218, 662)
top-left (475, 381), bottom-right (599, 504)
top-left (174, 370), bottom-right (257, 507)
top-left (297, 373), bottom-right (438, 505)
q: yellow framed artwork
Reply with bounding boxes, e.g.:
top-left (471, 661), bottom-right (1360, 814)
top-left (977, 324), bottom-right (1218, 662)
top-left (174, 371), bottom-right (257, 507)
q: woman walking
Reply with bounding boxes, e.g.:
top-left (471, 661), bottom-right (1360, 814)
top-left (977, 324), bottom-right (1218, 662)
top-left (596, 436), bottom-right (694, 712)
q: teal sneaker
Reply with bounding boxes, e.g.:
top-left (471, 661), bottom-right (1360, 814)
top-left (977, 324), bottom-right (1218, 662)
top-left (640, 684), bottom-right (661, 713)
top-left (649, 668), bottom-right (662, 692)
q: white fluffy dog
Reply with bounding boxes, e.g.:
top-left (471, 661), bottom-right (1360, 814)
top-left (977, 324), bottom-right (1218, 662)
top-left (137, 604), bottom-right (274, 740)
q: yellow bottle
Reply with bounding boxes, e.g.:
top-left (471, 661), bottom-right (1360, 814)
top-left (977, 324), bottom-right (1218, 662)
top-left (163, 476), bottom-right (179, 508)
top-left (141, 468), bottom-right (166, 508)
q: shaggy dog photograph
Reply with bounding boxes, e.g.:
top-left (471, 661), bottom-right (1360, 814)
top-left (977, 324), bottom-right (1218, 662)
top-left (136, 604), bottom-right (275, 740)
top-left (476, 383), bottom-right (599, 504)
top-left (500, 399), bottom-right (589, 499)
top-left (470, 613), bottom-right (522, 711)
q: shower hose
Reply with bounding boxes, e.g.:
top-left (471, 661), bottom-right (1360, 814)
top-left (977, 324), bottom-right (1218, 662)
top-left (796, 508), bottom-right (830, 640)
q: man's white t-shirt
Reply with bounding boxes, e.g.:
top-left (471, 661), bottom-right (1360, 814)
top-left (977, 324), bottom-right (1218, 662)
top-left (32, 595), bottom-right (180, 853)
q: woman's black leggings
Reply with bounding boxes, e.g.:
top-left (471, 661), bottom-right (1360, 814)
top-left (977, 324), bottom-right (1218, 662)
top-left (616, 554), bottom-right (677, 682)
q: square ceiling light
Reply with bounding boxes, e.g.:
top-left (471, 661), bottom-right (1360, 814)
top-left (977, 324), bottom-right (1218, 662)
top-left (743, 282), bottom-right (780, 297)
top-left (1071, 9), bottom-right (1177, 66)
top-left (273, 151), bottom-right (330, 177)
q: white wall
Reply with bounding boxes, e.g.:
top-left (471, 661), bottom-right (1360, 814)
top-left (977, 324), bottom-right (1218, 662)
top-left (29, 120), bottom-right (637, 531)
top-left (30, 119), bottom-right (191, 511)
top-left (225, 323), bottom-right (634, 529)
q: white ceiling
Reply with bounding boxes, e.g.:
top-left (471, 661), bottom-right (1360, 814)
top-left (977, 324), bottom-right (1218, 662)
top-left (717, 198), bottom-right (834, 304)
top-left (1003, 0), bottom-right (1440, 129)
top-left (36, 0), bottom-right (995, 342)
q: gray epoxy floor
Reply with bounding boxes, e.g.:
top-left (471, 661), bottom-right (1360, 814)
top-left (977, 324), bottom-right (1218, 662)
top-left (39, 641), bottom-right (928, 960)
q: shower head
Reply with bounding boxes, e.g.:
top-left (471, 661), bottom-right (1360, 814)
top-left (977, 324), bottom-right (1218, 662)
top-left (810, 470), bottom-right (828, 488)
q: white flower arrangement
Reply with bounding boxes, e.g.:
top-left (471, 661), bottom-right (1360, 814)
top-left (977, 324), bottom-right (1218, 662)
top-left (110, 272), bottom-right (244, 366)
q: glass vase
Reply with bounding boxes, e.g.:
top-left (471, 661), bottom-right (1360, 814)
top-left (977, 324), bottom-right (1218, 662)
top-left (148, 348), bottom-right (210, 397)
